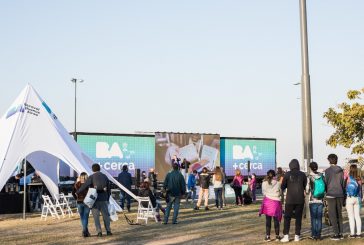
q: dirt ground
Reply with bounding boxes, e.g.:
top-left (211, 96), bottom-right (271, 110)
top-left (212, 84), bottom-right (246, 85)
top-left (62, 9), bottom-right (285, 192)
top-left (0, 200), bottom-right (363, 245)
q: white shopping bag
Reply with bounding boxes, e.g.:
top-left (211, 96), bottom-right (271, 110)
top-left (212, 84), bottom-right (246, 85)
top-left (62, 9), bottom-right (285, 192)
top-left (108, 203), bottom-right (118, 222)
top-left (84, 188), bottom-right (98, 208)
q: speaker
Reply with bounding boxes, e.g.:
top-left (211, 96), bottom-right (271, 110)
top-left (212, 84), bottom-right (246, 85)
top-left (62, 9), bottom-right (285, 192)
top-left (135, 168), bottom-right (141, 188)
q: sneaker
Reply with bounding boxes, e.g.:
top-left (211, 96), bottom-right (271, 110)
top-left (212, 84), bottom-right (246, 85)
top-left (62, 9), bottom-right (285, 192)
top-left (275, 235), bottom-right (281, 241)
top-left (264, 236), bottom-right (271, 242)
top-left (356, 234), bottom-right (362, 239)
top-left (205, 207), bottom-right (209, 211)
top-left (309, 236), bottom-right (315, 240)
top-left (106, 231), bottom-right (112, 236)
top-left (280, 235), bottom-right (289, 243)
top-left (97, 232), bottom-right (102, 237)
top-left (348, 234), bottom-right (356, 239)
top-left (330, 235), bottom-right (340, 241)
top-left (194, 206), bottom-right (199, 210)
top-left (172, 221), bottom-right (178, 224)
top-left (82, 231), bottom-right (87, 238)
top-left (162, 221), bottom-right (168, 225)
top-left (339, 234), bottom-right (344, 240)
top-left (294, 235), bottom-right (300, 242)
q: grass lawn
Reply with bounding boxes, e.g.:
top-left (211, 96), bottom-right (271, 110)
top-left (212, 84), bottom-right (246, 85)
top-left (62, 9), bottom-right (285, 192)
top-left (0, 200), bottom-right (363, 245)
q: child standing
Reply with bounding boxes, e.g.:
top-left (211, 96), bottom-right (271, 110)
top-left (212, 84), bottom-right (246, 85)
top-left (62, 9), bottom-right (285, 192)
top-left (259, 170), bottom-right (282, 242)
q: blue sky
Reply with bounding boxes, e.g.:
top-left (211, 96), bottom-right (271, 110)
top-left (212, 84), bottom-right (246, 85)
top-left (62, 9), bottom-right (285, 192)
top-left (1, 1), bottom-right (363, 168)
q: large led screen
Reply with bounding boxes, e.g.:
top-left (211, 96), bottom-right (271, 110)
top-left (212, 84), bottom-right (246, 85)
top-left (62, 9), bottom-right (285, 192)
top-left (221, 138), bottom-right (276, 177)
top-left (155, 132), bottom-right (220, 179)
top-left (77, 133), bottom-right (155, 177)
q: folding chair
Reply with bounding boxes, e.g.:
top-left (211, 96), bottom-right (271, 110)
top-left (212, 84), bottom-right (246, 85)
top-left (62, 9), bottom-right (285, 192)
top-left (41, 195), bottom-right (60, 220)
top-left (58, 193), bottom-right (74, 217)
top-left (53, 194), bottom-right (66, 218)
top-left (136, 197), bottom-right (159, 224)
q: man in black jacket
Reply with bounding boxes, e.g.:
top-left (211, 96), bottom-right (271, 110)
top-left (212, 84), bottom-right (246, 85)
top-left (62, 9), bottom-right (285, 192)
top-left (163, 163), bottom-right (186, 224)
top-left (117, 165), bottom-right (132, 212)
top-left (281, 159), bottom-right (307, 242)
top-left (324, 154), bottom-right (345, 240)
top-left (77, 164), bottom-right (112, 237)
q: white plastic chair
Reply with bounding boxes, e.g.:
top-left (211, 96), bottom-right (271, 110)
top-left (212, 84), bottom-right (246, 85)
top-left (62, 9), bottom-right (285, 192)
top-left (41, 195), bottom-right (60, 220)
top-left (136, 197), bottom-right (158, 224)
top-left (53, 194), bottom-right (66, 218)
top-left (58, 193), bottom-right (74, 217)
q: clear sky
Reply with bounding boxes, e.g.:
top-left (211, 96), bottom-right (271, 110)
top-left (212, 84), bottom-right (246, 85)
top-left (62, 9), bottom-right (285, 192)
top-left (1, 1), bottom-right (363, 168)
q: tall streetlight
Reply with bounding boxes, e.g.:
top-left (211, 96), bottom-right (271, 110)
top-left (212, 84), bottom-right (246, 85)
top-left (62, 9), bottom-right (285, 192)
top-left (299, 0), bottom-right (313, 220)
top-left (299, 0), bottom-right (313, 172)
top-left (70, 78), bottom-right (84, 141)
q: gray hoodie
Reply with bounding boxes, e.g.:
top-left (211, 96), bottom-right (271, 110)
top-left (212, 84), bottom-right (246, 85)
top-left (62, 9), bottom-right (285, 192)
top-left (324, 165), bottom-right (345, 198)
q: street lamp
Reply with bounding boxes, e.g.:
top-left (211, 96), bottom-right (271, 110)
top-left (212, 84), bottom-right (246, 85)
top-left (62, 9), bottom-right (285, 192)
top-left (299, 0), bottom-right (313, 172)
top-left (70, 78), bottom-right (84, 141)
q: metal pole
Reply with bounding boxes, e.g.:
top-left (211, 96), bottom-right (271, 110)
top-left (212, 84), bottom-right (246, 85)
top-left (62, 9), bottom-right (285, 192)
top-left (74, 81), bottom-right (77, 141)
top-left (299, 0), bottom-right (313, 167)
top-left (23, 157), bottom-right (26, 220)
top-left (299, 0), bottom-right (313, 220)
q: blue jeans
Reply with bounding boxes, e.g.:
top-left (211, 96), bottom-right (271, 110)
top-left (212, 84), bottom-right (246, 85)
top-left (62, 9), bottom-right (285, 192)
top-left (186, 188), bottom-right (196, 201)
top-left (164, 195), bottom-right (180, 224)
top-left (214, 188), bottom-right (223, 208)
top-left (77, 203), bottom-right (90, 232)
top-left (120, 191), bottom-right (131, 210)
top-left (309, 203), bottom-right (323, 237)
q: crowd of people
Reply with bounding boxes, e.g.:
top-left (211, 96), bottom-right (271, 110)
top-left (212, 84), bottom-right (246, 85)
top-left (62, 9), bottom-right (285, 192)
top-left (259, 154), bottom-right (363, 242)
top-left (70, 153), bottom-right (363, 243)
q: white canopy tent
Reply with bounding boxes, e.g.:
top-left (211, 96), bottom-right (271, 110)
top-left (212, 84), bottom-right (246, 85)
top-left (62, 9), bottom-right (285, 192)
top-left (0, 84), bottom-right (138, 215)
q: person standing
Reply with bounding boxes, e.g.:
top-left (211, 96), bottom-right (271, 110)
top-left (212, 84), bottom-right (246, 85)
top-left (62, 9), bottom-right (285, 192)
top-left (117, 165), bottom-right (132, 212)
top-left (163, 163), bottom-right (186, 224)
top-left (186, 170), bottom-right (197, 203)
top-left (171, 155), bottom-right (181, 169)
top-left (324, 154), bottom-right (345, 241)
top-left (194, 167), bottom-right (211, 211)
top-left (221, 167), bottom-right (227, 207)
top-left (249, 173), bottom-right (257, 204)
top-left (345, 164), bottom-right (362, 238)
top-left (306, 162), bottom-right (325, 240)
top-left (232, 169), bottom-right (244, 206)
top-left (213, 167), bottom-right (224, 210)
top-left (280, 159), bottom-right (307, 243)
top-left (259, 170), bottom-right (282, 242)
top-left (77, 164), bottom-right (112, 237)
top-left (180, 158), bottom-right (188, 181)
top-left (72, 172), bottom-right (91, 237)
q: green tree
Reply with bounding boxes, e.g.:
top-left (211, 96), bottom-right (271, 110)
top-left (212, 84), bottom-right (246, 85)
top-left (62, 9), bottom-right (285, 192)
top-left (323, 88), bottom-right (364, 154)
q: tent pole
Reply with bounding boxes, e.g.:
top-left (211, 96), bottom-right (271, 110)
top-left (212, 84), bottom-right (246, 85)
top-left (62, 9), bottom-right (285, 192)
top-left (23, 157), bottom-right (27, 220)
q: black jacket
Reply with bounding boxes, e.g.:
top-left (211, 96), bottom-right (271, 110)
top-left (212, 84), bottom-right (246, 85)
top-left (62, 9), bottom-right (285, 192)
top-left (117, 170), bottom-right (132, 190)
top-left (199, 172), bottom-right (211, 189)
top-left (281, 159), bottom-right (307, 204)
top-left (163, 169), bottom-right (186, 197)
top-left (77, 171), bottom-right (110, 202)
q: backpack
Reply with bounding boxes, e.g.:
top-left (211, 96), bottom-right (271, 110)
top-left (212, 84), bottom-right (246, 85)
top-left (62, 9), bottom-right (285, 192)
top-left (346, 176), bottom-right (359, 197)
top-left (311, 174), bottom-right (325, 199)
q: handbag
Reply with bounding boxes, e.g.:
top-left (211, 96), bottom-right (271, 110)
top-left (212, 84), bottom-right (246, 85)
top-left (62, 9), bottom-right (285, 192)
top-left (84, 188), bottom-right (98, 208)
top-left (108, 203), bottom-right (118, 222)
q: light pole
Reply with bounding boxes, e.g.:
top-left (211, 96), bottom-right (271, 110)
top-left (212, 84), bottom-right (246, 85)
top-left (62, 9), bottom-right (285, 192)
top-left (299, 0), bottom-right (313, 172)
top-left (299, 0), bottom-right (313, 220)
top-left (70, 78), bottom-right (84, 141)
